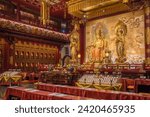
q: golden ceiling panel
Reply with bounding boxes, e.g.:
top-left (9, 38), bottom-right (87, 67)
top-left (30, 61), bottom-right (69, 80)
top-left (67, 0), bottom-right (130, 19)
top-left (87, 3), bottom-right (130, 19)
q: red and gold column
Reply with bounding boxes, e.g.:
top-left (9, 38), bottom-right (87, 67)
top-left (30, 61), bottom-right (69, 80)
top-left (145, 4), bottom-right (150, 63)
top-left (80, 24), bottom-right (85, 64)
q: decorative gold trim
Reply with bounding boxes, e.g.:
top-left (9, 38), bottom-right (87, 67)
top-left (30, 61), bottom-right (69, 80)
top-left (87, 3), bottom-right (129, 19)
top-left (0, 18), bottom-right (69, 42)
top-left (67, 0), bottom-right (129, 19)
top-left (40, 0), bottom-right (50, 25)
top-left (68, 0), bottom-right (120, 12)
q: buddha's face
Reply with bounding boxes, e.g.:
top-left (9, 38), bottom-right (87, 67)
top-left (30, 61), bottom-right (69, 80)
top-left (95, 28), bottom-right (102, 39)
top-left (117, 28), bottom-right (124, 36)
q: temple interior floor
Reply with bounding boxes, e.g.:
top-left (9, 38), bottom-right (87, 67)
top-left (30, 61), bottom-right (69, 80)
top-left (0, 83), bottom-right (34, 99)
top-left (0, 83), bottom-right (146, 99)
top-left (0, 86), bottom-right (7, 99)
top-left (0, 83), bottom-right (150, 100)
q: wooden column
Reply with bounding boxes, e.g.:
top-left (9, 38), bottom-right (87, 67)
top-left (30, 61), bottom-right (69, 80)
top-left (5, 36), bottom-right (15, 70)
top-left (4, 40), bottom-right (10, 71)
top-left (145, 3), bottom-right (150, 63)
top-left (80, 24), bottom-right (85, 64)
top-left (0, 38), bottom-right (5, 72)
top-left (57, 45), bottom-right (62, 64)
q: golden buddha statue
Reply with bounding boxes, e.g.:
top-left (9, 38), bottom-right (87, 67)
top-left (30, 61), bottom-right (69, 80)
top-left (70, 24), bottom-right (80, 62)
top-left (93, 25), bottom-right (107, 63)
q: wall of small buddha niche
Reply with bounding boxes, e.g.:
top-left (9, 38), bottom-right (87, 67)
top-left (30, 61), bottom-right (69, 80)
top-left (14, 39), bottom-right (59, 72)
top-left (85, 10), bottom-right (145, 64)
top-left (0, 37), bottom-right (59, 72)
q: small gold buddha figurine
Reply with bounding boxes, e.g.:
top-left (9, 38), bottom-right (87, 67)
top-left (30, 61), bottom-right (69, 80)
top-left (84, 78), bottom-right (86, 84)
top-left (93, 24), bottom-right (108, 62)
top-left (99, 79), bottom-right (101, 85)
top-left (92, 81), bottom-right (95, 85)
top-left (70, 23), bottom-right (80, 63)
top-left (110, 79), bottom-right (113, 86)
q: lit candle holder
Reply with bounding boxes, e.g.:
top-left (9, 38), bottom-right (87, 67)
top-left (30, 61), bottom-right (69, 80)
top-left (78, 54), bottom-right (81, 59)
top-left (78, 54), bottom-right (81, 65)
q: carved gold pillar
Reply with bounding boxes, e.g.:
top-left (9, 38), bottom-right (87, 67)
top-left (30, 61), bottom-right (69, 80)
top-left (40, 0), bottom-right (50, 25)
top-left (145, 3), bottom-right (150, 63)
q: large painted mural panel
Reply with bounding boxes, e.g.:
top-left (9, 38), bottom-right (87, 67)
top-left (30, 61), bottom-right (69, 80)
top-left (86, 10), bottom-right (145, 64)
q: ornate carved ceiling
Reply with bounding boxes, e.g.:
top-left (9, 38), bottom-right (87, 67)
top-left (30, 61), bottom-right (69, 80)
top-left (67, 0), bottom-right (148, 20)
top-left (10, 0), bottom-right (149, 20)
top-left (22, 0), bottom-right (61, 7)
top-left (11, 0), bottom-right (71, 19)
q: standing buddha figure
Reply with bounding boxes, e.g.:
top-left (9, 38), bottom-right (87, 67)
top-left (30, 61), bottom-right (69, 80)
top-left (70, 24), bottom-right (80, 63)
top-left (115, 20), bottom-right (127, 63)
top-left (94, 25), bottom-right (107, 63)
